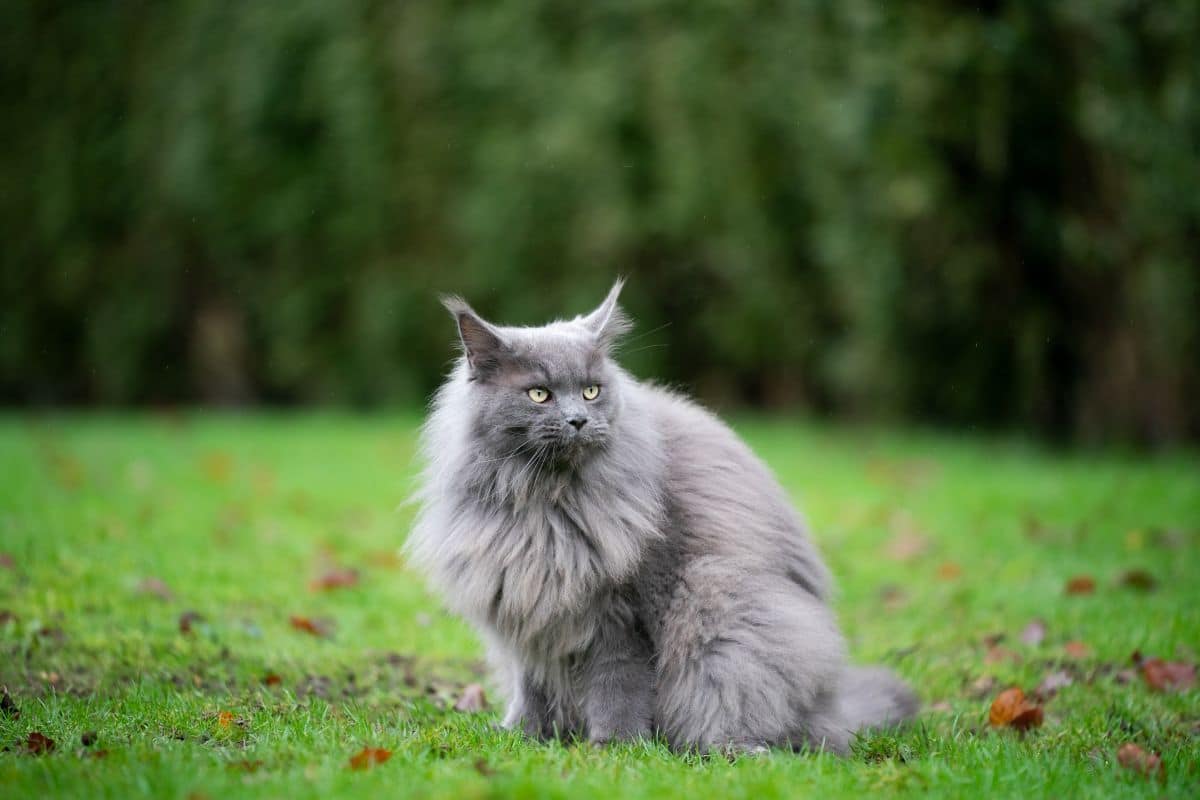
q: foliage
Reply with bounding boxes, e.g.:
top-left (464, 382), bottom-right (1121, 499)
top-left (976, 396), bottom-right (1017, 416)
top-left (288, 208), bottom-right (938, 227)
top-left (3, 1), bottom-right (1198, 442)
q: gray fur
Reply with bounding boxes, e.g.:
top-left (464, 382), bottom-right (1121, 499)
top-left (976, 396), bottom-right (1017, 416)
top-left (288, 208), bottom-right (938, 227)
top-left (408, 280), bottom-right (917, 754)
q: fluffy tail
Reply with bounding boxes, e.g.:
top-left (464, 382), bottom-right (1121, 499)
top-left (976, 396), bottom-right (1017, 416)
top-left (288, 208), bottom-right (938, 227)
top-left (835, 665), bottom-right (919, 733)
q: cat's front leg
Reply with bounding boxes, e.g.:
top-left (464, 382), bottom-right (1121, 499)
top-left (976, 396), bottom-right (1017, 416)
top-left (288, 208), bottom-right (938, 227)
top-left (579, 625), bottom-right (656, 744)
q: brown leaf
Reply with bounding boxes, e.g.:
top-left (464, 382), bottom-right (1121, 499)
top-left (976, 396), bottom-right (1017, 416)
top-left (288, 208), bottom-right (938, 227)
top-left (1141, 658), bottom-right (1196, 693)
top-left (348, 747), bottom-right (392, 770)
top-left (1020, 620), bottom-right (1047, 646)
top-left (289, 615), bottom-right (333, 637)
top-left (1116, 743), bottom-right (1165, 781)
top-left (988, 687), bottom-right (1043, 730)
top-left (454, 683), bottom-right (489, 712)
top-left (936, 561), bottom-right (962, 581)
top-left (136, 577), bottom-right (175, 602)
top-left (1118, 569), bottom-right (1157, 592)
top-left (309, 568), bottom-right (360, 592)
top-left (178, 611), bottom-right (204, 634)
top-left (200, 452), bottom-right (233, 483)
top-left (86, 748), bottom-right (110, 759)
top-left (26, 731), bottom-right (56, 755)
top-left (1063, 641), bottom-right (1092, 659)
top-left (263, 673), bottom-right (282, 687)
top-left (228, 759), bottom-right (264, 773)
top-left (984, 645), bottom-right (1021, 665)
top-left (969, 674), bottom-right (998, 698)
top-left (217, 710), bottom-right (235, 728)
top-left (1, 687), bottom-right (19, 719)
top-left (1065, 575), bottom-right (1095, 595)
top-left (1033, 670), bottom-right (1073, 701)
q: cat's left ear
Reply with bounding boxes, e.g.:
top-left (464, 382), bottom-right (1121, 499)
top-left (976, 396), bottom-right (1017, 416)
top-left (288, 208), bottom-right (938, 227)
top-left (581, 278), bottom-right (631, 349)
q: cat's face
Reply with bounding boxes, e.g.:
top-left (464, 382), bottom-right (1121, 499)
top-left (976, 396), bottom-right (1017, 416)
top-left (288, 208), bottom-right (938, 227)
top-left (443, 281), bottom-right (630, 464)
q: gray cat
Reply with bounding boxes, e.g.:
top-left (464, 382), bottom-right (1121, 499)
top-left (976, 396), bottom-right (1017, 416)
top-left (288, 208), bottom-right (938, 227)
top-left (408, 280), bottom-right (917, 754)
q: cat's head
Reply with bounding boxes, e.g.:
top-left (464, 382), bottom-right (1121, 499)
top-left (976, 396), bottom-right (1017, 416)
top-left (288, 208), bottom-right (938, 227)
top-left (440, 280), bottom-right (631, 463)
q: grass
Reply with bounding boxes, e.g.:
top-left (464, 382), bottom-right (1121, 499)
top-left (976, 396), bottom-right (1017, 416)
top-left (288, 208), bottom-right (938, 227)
top-left (1, 412), bottom-right (1198, 798)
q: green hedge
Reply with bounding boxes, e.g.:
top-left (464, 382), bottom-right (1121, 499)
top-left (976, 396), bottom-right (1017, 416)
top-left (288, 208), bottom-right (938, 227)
top-left (3, 1), bottom-right (1198, 443)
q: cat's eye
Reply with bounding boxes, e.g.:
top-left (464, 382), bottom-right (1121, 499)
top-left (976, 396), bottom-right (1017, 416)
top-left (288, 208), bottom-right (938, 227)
top-left (527, 387), bottom-right (550, 404)
top-left (582, 384), bottom-right (601, 401)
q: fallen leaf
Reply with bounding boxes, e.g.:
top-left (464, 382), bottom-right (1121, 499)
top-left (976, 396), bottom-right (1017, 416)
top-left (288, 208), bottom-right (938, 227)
top-left (969, 675), bottom-right (998, 698)
top-left (1116, 743), bottom-right (1165, 781)
top-left (1140, 657), bottom-right (1196, 693)
top-left (1063, 641), bottom-right (1091, 659)
top-left (86, 748), bottom-right (110, 759)
top-left (289, 615), bottom-right (333, 637)
top-left (80, 731), bottom-right (98, 747)
top-left (200, 452), bottom-right (233, 483)
top-left (263, 673), bottom-right (282, 687)
top-left (984, 645), bottom-right (1021, 665)
top-left (1020, 620), bottom-right (1047, 646)
top-left (228, 759), bottom-right (265, 773)
top-left (1, 687), bottom-right (19, 718)
top-left (136, 577), bottom-right (175, 602)
top-left (1065, 575), bottom-right (1095, 595)
top-left (1033, 670), bottom-right (1073, 701)
top-left (473, 758), bottom-right (497, 777)
top-left (936, 561), bottom-right (962, 580)
top-left (26, 731), bottom-right (56, 755)
top-left (309, 567), bottom-right (360, 592)
top-left (218, 710), bottom-right (235, 728)
top-left (1117, 569), bottom-right (1157, 592)
top-left (988, 687), bottom-right (1043, 730)
top-left (348, 747), bottom-right (392, 770)
top-left (454, 683), bottom-right (488, 712)
top-left (179, 611), bottom-right (204, 634)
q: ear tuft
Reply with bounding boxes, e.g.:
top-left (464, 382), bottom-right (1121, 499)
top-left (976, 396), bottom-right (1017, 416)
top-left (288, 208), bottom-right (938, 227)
top-left (582, 278), bottom-right (632, 349)
top-left (440, 295), bottom-right (507, 375)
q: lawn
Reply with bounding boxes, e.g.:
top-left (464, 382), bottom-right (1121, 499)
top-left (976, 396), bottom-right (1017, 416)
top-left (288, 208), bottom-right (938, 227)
top-left (1, 413), bottom-right (1197, 798)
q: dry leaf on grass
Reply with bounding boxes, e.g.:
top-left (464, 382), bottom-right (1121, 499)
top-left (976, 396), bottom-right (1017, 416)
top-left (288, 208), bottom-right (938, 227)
top-left (936, 561), bottom-right (962, 580)
top-left (348, 747), bottom-right (392, 770)
top-left (217, 710), bottom-right (235, 728)
top-left (1134, 652), bottom-right (1196, 692)
top-left (988, 687), bottom-right (1043, 731)
top-left (1033, 670), bottom-right (1073, 701)
top-left (263, 673), bottom-right (282, 687)
top-left (178, 611), bottom-right (204, 634)
top-left (289, 615), bottom-right (333, 637)
top-left (309, 568), bottom-right (360, 592)
top-left (1063, 641), bottom-right (1092, 659)
top-left (25, 731), bottom-right (55, 755)
top-left (1065, 575), bottom-right (1095, 595)
top-left (1117, 569), bottom-right (1157, 592)
top-left (454, 683), bottom-right (489, 712)
top-left (1116, 743), bottom-right (1165, 781)
top-left (228, 759), bottom-right (265, 773)
top-left (136, 577), bottom-right (175, 602)
top-left (1020, 620), bottom-right (1047, 646)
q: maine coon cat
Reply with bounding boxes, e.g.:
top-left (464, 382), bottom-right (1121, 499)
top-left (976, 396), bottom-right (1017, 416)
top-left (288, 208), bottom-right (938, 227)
top-left (408, 280), bottom-right (917, 754)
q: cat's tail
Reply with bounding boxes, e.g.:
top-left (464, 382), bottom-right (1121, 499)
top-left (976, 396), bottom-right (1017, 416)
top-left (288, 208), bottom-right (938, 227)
top-left (832, 665), bottom-right (919, 734)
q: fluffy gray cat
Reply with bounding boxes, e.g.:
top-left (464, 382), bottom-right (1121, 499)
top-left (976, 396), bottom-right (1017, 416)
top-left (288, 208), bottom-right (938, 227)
top-left (408, 280), bottom-right (917, 754)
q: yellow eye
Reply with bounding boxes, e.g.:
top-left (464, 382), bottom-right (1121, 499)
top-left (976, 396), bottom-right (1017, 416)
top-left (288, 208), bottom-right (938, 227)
top-left (582, 384), bottom-right (600, 401)
top-left (527, 387), bottom-right (550, 403)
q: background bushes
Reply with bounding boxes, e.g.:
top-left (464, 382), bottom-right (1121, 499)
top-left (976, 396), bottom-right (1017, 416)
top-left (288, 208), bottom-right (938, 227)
top-left (3, 0), bottom-right (1197, 443)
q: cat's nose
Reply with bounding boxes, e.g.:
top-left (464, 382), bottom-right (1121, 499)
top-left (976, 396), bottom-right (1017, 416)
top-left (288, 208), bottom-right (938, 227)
top-left (567, 416), bottom-right (588, 430)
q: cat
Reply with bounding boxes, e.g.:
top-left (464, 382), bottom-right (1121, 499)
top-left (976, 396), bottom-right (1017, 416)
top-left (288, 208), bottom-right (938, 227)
top-left (407, 280), bottom-right (917, 754)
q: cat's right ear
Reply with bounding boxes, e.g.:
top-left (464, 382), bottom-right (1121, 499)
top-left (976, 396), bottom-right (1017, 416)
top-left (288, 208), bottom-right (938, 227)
top-left (440, 295), bottom-right (508, 377)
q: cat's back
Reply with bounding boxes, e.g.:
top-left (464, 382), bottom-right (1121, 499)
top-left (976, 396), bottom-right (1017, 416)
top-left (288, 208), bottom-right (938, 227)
top-left (633, 382), bottom-right (832, 599)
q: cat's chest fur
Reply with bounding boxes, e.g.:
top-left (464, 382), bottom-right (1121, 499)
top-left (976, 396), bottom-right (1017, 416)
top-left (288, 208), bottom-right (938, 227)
top-left (431, 467), bottom-right (664, 658)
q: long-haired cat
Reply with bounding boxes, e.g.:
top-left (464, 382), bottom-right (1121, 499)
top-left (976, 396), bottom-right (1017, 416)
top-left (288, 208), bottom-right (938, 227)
top-left (408, 280), bottom-right (917, 754)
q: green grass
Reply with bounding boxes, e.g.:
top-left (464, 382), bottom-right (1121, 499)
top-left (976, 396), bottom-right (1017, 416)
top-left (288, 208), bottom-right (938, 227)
top-left (1, 413), bottom-right (1198, 798)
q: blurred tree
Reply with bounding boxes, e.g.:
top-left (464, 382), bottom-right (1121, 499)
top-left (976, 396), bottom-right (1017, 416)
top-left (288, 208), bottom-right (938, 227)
top-left (1, 0), bottom-right (1197, 443)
